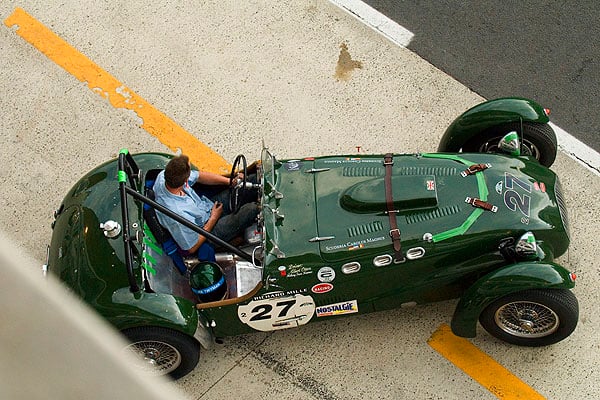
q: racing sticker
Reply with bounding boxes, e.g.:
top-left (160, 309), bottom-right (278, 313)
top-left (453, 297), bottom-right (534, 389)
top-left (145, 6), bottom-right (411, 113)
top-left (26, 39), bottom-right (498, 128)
top-left (285, 264), bottom-right (313, 278)
top-left (311, 283), bottom-right (333, 294)
top-left (316, 300), bottom-right (358, 317)
top-left (317, 266), bottom-right (335, 282)
top-left (238, 294), bottom-right (315, 331)
top-left (284, 160), bottom-right (302, 171)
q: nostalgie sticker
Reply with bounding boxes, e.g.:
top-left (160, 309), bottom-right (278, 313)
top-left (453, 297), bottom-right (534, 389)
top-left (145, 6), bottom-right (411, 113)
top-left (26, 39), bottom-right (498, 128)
top-left (316, 300), bottom-right (358, 317)
top-left (238, 294), bottom-right (315, 331)
top-left (426, 180), bottom-right (435, 191)
top-left (317, 266), bottom-right (335, 282)
top-left (311, 283), bottom-right (333, 294)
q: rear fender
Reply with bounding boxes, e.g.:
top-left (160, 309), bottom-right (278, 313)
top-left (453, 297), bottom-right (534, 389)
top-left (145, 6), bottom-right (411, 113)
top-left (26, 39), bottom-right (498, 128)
top-left (438, 98), bottom-right (550, 152)
top-left (112, 288), bottom-right (201, 338)
top-left (451, 262), bottom-right (575, 338)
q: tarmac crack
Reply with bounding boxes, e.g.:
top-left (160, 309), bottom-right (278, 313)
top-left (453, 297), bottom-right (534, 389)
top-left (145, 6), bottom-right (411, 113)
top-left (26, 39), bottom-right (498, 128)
top-left (249, 346), bottom-right (341, 400)
top-left (197, 334), bottom-right (340, 400)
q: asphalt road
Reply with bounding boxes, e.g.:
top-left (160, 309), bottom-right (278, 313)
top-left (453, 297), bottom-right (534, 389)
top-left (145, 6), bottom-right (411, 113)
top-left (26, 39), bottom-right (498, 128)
top-left (363, 0), bottom-right (600, 152)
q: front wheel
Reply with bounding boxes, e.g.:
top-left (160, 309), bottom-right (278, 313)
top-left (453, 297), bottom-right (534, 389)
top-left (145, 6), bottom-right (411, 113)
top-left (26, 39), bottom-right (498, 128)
top-left (479, 289), bottom-right (578, 346)
top-left (462, 122), bottom-right (557, 167)
top-left (122, 326), bottom-right (200, 379)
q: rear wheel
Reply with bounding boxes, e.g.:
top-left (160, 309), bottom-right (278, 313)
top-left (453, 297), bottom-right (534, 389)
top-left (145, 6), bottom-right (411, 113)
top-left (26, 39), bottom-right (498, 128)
top-left (479, 289), bottom-right (578, 346)
top-left (462, 122), bottom-right (557, 167)
top-left (122, 326), bottom-right (200, 379)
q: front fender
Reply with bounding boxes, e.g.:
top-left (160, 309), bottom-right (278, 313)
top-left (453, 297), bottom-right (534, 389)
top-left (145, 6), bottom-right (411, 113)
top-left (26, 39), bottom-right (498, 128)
top-left (438, 97), bottom-right (550, 152)
top-left (451, 262), bottom-right (575, 338)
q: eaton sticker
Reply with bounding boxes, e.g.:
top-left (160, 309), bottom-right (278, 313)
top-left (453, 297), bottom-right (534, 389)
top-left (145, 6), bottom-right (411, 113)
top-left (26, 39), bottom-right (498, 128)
top-left (311, 283), bottom-right (333, 294)
top-left (316, 300), bottom-right (358, 317)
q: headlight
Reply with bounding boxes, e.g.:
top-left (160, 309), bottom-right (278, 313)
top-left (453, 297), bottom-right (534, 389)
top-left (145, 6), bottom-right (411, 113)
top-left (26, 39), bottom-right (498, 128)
top-left (515, 232), bottom-right (544, 260)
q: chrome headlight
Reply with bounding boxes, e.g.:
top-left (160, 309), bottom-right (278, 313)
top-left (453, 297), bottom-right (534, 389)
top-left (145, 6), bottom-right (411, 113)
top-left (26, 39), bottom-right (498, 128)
top-left (515, 232), bottom-right (544, 260)
top-left (498, 131), bottom-right (520, 156)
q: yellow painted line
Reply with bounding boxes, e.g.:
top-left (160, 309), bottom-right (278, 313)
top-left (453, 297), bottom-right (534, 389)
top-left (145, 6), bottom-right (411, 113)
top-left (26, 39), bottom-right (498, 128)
top-left (428, 324), bottom-right (545, 400)
top-left (4, 7), bottom-right (230, 174)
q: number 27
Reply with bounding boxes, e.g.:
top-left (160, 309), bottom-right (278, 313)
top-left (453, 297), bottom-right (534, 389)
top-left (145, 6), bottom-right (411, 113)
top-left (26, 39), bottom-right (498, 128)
top-left (504, 173), bottom-right (532, 217)
top-left (249, 299), bottom-right (296, 321)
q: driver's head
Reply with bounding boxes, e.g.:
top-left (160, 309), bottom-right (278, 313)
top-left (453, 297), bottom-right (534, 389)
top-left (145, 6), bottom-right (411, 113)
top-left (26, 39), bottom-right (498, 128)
top-left (164, 154), bottom-right (191, 189)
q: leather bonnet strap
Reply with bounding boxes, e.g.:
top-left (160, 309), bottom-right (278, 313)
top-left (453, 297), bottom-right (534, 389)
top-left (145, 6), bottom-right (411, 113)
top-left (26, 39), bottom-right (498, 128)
top-left (383, 153), bottom-right (405, 263)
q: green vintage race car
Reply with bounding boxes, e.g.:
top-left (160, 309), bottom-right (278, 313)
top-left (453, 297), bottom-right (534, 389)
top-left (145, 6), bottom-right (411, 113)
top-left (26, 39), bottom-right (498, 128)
top-left (46, 98), bottom-right (578, 379)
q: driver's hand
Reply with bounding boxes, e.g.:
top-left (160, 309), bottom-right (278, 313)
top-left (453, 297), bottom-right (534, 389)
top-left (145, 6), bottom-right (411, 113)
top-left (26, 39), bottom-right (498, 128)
top-left (210, 201), bottom-right (224, 220)
top-left (231, 172), bottom-right (245, 187)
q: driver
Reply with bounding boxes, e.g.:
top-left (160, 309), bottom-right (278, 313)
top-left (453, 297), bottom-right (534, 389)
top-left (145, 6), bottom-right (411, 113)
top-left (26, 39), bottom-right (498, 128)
top-left (153, 154), bottom-right (259, 260)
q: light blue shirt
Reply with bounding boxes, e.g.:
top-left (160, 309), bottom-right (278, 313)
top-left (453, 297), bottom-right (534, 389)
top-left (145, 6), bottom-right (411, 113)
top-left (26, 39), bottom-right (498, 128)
top-left (153, 170), bottom-right (214, 250)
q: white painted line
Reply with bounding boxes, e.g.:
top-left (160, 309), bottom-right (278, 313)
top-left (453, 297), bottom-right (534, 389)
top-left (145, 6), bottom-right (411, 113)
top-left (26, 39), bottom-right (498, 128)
top-left (328, 0), bottom-right (414, 47)
top-left (551, 122), bottom-right (600, 176)
top-left (330, 0), bottom-right (600, 176)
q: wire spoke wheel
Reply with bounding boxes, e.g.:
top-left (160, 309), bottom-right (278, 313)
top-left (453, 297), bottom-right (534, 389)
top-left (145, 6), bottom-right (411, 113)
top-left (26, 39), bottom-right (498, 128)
top-left (125, 340), bottom-right (182, 375)
top-left (494, 301), bottom-right (559, 338)
top-left (122, 326), bottom-right (200, 379)
top-left (480, 289), bottom-right (578, 346)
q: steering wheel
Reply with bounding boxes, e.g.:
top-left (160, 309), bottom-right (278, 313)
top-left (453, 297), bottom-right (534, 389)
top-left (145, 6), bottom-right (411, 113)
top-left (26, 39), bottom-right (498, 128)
top-left (229, 154), bottom-right (248, 213)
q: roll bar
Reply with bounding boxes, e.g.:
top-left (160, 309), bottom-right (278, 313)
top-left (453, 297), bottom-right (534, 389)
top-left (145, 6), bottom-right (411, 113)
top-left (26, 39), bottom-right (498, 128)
top-left (117, 150), bottom-right (253, 293)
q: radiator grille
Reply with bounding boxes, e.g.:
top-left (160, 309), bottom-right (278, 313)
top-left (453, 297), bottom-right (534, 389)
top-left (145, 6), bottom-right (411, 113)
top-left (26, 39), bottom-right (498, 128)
top-left (405, 205), bottom-right (461, 224)
top-left (347, 221), bottom-right (384, 237)
top-left (397, 166), bottom-right (458, 176)
top-left (342, 166), bottom-right (383, 177)
top-left (554, 177), bottom-right (570, 239)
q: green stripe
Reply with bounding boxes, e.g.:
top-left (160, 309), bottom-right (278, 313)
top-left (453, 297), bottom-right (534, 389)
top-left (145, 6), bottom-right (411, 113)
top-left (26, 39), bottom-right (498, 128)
top-left (476, 171), bottom-right (489, 201)
top-left (142, 262), bottom-right (156, 275)
top-left (422, 153), bottom-right (474, 166)
top-left (422, 153), bottom-right (489, 242)
top-left (143, 237), bottom-right (163, 254)
top-left (144, 252), bottom-right (157, 265)
top-left (118, 170), bottom-right (127, 183)
top-left (142, 223), bottom-right (164, 254)
top-left (432, 209), bottom-right (483, 242)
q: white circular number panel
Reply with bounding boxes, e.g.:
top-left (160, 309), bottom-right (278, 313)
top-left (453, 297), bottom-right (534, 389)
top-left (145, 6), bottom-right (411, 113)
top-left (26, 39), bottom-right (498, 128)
top-left (238, 294), bottom-right (316, 331)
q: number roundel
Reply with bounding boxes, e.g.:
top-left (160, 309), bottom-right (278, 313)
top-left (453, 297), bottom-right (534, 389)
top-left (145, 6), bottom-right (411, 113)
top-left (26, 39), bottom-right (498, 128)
top-left (238, 294), bottom-right (316, 331)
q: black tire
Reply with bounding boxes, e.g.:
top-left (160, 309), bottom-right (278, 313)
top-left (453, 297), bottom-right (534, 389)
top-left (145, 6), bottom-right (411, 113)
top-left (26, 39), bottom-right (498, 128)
top-left (122, 326), bottom-right (200, 379)
top-left (462, 122), bottom-right (557, 167)
top-left (479, 289), bottom-right (578, 347)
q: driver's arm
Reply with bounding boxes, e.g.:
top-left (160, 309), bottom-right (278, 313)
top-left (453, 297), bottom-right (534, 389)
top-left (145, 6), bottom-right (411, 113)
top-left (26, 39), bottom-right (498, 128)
top-left (187, 202), bottom-right (223, 253)
top-left (196, 171), bottom-right (231, 186)
top-left (197, 171), bottom-right (244, 187)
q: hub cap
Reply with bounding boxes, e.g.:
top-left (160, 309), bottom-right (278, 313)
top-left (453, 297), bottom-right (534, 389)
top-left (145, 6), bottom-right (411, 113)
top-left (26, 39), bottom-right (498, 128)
top-left (125, 340), bottom-right (181, 375)
top-left (495, 301), bottom-right (559, 338)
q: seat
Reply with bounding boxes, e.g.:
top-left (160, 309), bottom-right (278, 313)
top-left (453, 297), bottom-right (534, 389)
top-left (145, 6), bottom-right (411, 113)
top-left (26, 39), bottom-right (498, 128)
top-left (143, 170), bottom-right (215, 275)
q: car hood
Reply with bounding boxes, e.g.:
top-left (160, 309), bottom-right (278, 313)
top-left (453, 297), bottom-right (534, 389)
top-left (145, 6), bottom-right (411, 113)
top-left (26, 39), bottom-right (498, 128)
top-left (308, 153), bottom-right (568, 262)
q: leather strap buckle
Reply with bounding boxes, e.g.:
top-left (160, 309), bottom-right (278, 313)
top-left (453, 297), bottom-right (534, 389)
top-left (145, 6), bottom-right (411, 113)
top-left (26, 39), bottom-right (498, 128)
top-left (465, 197), bottom-right (498, 212)
top-left (461, 163), bottom-right (492, 177)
